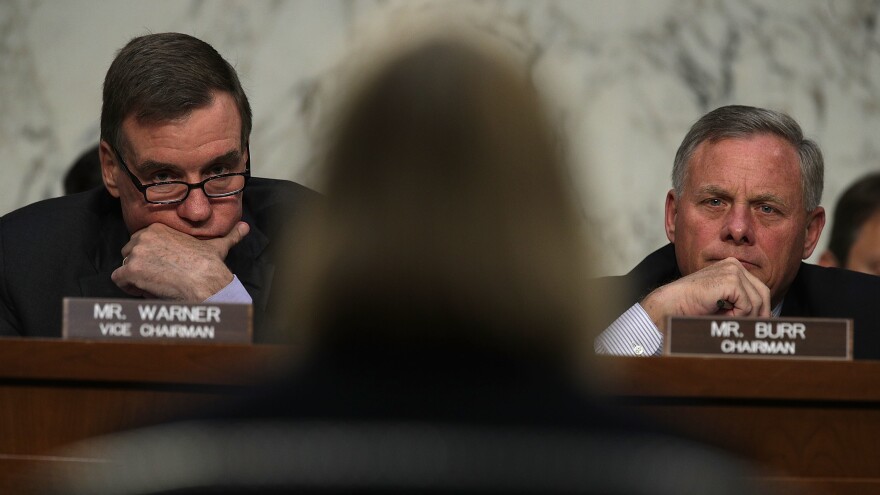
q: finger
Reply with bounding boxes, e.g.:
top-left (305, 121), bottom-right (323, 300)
top-left (207, 221), bottom-right (250, 256)
top-left (225, 221), bottom-right (250, 246)
top-left (111, 267), bottom-right (140, 296)
top-left (111, 266), bottom-right (157, 298)
top-left (728, 286), bottom-right (762, 317)
top-left (728, 282), bottom-right (768, 317)
top-left (735, 264), bottom-right (772, 316)
top-left (119, 238), bottom-right (135, 258)
top-left (711, 259), bottom-right (765, 317)
top-left (119, 224), bottom-right (161, 258)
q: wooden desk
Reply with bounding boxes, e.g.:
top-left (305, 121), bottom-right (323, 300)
top-left (4, 340), bottom-right (880, 494)
top-left (0, 338), bottom-right (294, 492)
top-left (600, 356), bottom-right (880, 494)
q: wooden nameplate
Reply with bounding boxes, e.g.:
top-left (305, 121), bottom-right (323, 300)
top-left (62, 298), bottom-right (253, 344)
top-left (665, 316), bottom-right (851, 360)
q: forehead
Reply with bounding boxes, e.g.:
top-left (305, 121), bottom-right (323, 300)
top-left (120, 92), bottom-right (242, 163)
top-left (686, 134), bottom-right (802, 198)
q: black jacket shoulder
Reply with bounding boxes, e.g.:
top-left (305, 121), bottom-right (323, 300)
top-left (783, 262), bottom-right (880, 359)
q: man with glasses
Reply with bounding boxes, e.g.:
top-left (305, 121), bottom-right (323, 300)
top-left (0, 33), bottom-right (315, 338)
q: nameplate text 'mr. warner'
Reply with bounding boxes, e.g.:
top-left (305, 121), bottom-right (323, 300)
top-left (62, 298), bottom-right (252, 343)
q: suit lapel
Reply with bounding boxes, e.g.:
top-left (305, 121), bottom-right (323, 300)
top-left (630, 243), bottom-right (682, 299)
top-left (79, 199), bottom-right (131, 298)
top-left (779, 264), bottom-right (808, 318)
top-left (225, 208), bottom-right (275, 312)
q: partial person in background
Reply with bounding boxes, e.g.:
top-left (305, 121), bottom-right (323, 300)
top-left (0, 32), bottom-right (316, 338)
top-left (64, 145), bottom-right (103, 194)
top-left (595, 105), bottom-right (880, 359)
top-left (46, 31), bottom-right (762, 495)
top-left (818, 172), bottom-right (880, 275)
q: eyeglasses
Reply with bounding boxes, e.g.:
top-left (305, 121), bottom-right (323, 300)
top-left (110, 144), bottom-right (250, 205)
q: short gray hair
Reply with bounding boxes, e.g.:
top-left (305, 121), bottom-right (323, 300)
top-left (672, 105), bottom-right (823, 211)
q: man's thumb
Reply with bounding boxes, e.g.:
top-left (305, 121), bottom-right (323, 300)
top-left (213, 221), bottom-right (250, 254)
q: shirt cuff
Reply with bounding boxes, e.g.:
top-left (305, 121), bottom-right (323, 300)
top-left (594, 303), bottom-right (664, 356)
top-left (204, 275), bottom-right (253, 304)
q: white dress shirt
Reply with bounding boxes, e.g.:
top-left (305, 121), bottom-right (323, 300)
top-left (595, 301), bottom-right (784, 356)
top-left (204, 275), bottom-right (253, 304)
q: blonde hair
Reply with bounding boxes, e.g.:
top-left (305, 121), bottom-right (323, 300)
top-left (279, 32), bottom-right (599, 370)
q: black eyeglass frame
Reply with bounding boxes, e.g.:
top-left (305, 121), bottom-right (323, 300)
top-left (110, 143), bottom-right (251, 205)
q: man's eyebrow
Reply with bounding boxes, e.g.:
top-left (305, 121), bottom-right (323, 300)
top-left (750, 192), bottom-right (789, 207)
top-left (695, 185), bottom-right (730, 197)
top-left (135, 150), bottom-right (243, 174)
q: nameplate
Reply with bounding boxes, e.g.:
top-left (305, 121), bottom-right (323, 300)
top-left (62, 298), bottom-right (253, 344)
top-left (665, 316), bottom-right (852, 360)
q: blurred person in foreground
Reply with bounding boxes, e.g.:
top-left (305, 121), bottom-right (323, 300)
top-left (595, 105), bottom-right (880, 358)
top-left (818, 172), bottom-right (880, 275)
top-left (47, 31), bottom-right (764, 495)
top-left (0, 33), bottom-right (315, 339)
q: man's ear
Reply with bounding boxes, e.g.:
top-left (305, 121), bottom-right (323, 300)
top-left (802, 206), bottom-right (826, 259)
top-left (817, 249), bottom-right (840, 268)
top-left (664, 190), bottom-right (677, 243)
top-left (99, 141), bottom-right (121, 198)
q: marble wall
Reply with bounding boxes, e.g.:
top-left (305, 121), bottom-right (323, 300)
top-left (3, 0), bottom-right (880, 275)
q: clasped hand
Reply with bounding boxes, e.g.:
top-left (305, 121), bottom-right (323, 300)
top-left (641, 258), bottom-right (771, 333)
top-left (111, 222), bottom-right (250, 301)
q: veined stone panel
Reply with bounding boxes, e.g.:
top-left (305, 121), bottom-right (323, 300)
top-left (2, 0), bottom-right (878, 275)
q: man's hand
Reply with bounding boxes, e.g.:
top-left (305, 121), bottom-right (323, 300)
top-left (111, 222), bottom-right (250, 301)
top-left (641, 258), bottom-right (771, 334)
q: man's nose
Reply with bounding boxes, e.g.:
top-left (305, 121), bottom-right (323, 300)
top-left (176, 187), bottom-right (212, 223)
top-left (722, 204), bottom-right (754, 245)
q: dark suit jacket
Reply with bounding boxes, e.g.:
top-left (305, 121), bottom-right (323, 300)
top-left (597, 243), bottom-right (880, 359)
top-left (0, 177), bottom-right (316, 340)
